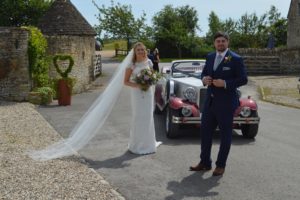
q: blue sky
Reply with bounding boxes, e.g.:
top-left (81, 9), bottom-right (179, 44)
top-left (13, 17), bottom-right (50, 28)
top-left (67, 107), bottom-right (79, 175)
top-left (71, 0), bottom-right (290, 36)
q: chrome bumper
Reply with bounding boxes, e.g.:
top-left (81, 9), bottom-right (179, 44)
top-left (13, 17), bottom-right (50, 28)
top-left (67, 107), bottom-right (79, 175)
top-left (172, 116), bottom-right (260, 124)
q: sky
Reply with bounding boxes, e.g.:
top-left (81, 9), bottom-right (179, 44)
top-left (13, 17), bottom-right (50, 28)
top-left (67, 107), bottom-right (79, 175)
top-left (71, 0), bottom-right (290, 36)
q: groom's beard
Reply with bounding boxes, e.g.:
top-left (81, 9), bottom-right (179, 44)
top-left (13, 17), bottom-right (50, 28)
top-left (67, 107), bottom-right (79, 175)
top-left (216, 45), bottom-right (227, 52)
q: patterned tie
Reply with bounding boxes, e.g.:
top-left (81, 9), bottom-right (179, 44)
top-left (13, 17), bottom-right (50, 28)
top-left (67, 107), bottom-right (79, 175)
top-left (213, 54), bottom-right (222, 71)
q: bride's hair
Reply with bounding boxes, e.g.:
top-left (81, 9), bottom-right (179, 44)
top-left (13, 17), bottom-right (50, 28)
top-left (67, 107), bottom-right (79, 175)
top-left (132, 42), bottom-right (146, 64)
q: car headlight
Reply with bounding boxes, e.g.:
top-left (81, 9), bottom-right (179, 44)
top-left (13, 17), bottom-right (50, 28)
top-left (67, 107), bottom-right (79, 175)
top-left (183, 87), bottom-right (197, 102)
top-left (240, 107), bottom-right (251, 117)
top-left (182, 106), bottom-right (193, 117)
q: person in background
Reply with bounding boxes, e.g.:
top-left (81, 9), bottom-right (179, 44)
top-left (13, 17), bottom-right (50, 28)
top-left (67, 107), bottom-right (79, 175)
top-left (152, 48), bottom-right (160, 72)
top-left (147, 49), bottom-right (154, 64)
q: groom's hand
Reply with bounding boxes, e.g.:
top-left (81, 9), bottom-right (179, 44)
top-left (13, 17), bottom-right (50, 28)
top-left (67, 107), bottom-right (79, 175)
top-left (212, 79), bottom-right (225, 88)
top-left (202, 76), bottom-right (212, 86)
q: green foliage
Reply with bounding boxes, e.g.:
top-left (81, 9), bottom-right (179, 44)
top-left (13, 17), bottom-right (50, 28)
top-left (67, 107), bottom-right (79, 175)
top-left (24, 26), bottom-right (50, 88)
top-left (52, 54), bottom-right (76, 95)
top-left (205, 11), bottom-right (222, 43)
top-left (52, 77), bottom-right (76, 96)
top-left (196, 43), bottom-right (214, 59)
top-left (269, 18), bottom-right (287, 47)
top-left (36, 86), bottom-right (53, 105)
top-left (62, 77), bottom-right (76, 93)
top-left (114, 43), bottom-right (120, 50)
top-left (102, 39), bottom-right (126, 50)
top-left (93, 0), bottom-right (148, 50)
top-left (53, 54), bottom-right (74, 78)
top-left (0, 0), bottom-right (53, 26)
top-left (205, 5), bottom-right (287, 49)
top-left (153, 5), bottom-right (200, 58)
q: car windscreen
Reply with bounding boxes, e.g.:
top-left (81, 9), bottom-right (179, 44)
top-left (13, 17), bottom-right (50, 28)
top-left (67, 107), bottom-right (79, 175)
top-left (172, 61), bottom-right (204, 78)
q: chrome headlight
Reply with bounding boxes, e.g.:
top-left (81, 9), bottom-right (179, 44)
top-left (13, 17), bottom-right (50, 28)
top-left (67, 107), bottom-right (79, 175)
top-left (240, 107), bottom-right (251, 117)
top-left (183, 87), bottom-right (197, 102)
top-left (182, 106), bottom-right (193, 117)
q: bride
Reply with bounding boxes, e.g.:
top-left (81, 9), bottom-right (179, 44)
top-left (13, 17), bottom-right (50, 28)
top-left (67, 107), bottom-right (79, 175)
top-left (28, 42), bottom-right (161, 161)
top-left (124, 42), bottom-right (162, 154)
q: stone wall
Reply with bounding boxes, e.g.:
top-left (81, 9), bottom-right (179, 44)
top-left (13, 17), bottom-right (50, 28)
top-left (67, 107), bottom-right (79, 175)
top-left (237, 48), bottom-right (300, 75)
top-left (0, 27), bottom-right (31, 101)
top-left (287, 0), bottom-right (300, 48)
top-left (46, 35), bottom-right (95, 93)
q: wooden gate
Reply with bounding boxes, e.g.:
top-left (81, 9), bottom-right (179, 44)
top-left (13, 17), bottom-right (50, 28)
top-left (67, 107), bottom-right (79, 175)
top-left (243, 56), bottom-right (281, 75)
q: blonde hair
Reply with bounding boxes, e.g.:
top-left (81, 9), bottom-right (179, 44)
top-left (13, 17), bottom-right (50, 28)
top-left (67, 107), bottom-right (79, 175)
top-left (132, 42), bottom-right (147, 64)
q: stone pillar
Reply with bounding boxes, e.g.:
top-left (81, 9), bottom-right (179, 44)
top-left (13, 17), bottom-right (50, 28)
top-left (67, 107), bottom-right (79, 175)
top-left (0, 27), bottom-right (31, 101)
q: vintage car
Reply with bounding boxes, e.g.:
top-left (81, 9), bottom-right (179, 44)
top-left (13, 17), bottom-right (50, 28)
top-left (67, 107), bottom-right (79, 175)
top-left (154, 60), bottom-right (260, 139)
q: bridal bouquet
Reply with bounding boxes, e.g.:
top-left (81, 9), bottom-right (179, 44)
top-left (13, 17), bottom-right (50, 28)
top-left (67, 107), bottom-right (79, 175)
top-left (134, 68), bottom-right (161, 91)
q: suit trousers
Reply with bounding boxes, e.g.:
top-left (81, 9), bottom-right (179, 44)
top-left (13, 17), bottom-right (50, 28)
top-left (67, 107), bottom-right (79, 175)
top-left (200, 98), bottom-right (234, 168)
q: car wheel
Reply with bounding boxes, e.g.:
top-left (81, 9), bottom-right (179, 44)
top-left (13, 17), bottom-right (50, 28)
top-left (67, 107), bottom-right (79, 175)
top-left (241, 111), bottom-right (259, 139)
top-left (165, 106), bottom-right (179, 138)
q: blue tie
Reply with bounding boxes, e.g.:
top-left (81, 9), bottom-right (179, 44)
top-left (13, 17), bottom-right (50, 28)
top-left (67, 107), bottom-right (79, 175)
top-left (213, 54), bottom-right (222, 71)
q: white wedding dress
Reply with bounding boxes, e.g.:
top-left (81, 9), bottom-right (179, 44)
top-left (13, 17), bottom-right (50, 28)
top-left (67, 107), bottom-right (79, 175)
top-left (128, 60), bottom-right (162, 154)
top-left (28, 49), bottom-right (161, 161)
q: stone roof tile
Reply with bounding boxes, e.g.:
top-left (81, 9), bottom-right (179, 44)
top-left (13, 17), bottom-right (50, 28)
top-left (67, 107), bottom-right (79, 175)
top-left (38, 0), bottom-right (96, 36)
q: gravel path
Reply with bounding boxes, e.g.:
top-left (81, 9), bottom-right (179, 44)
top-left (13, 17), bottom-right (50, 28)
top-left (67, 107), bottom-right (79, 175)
top-left (0, 101), bottom-right (124, 200)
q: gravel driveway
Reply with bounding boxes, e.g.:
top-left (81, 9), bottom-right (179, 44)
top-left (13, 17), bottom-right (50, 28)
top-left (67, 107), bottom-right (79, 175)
top-left (0, 101), bottom-right (124, 200)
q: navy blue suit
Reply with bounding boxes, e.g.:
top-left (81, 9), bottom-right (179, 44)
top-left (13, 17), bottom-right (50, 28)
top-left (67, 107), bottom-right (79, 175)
top-left (200, 50), bottom-right (248, 168)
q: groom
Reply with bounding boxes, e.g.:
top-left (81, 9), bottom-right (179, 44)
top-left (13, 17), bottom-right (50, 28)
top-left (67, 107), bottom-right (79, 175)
top-left (190, 31), bottom-right (248, 176)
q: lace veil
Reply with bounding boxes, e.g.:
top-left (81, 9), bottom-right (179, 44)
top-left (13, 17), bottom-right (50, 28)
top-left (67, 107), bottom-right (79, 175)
top-left (28, 49), bottom-right (134, 161)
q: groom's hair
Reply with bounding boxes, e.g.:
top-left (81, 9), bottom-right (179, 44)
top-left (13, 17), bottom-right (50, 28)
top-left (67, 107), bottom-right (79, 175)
top-left (214, 31), bottom-right (229, 41)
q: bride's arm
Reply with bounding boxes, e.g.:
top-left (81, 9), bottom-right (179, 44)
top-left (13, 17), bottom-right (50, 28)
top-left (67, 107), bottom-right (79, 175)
top-left (124, 68), bottom-right (140, 88)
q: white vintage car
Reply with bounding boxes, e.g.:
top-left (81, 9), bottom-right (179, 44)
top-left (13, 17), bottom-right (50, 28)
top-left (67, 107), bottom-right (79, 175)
top-left (154, 60), bottom-right (260, 139)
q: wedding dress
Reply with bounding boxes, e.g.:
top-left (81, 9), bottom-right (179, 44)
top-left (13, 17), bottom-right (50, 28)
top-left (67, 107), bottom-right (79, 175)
top-left (28, 49), bottom-right (161, 161)
top-left (128, 59), bottom-right (162, 154)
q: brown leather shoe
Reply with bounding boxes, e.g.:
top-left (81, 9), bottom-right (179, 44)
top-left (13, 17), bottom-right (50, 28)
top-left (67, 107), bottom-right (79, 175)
top-left (189, 163), bottom-right (212, 171)
top-left (212, 167), bottom-right (225, 176)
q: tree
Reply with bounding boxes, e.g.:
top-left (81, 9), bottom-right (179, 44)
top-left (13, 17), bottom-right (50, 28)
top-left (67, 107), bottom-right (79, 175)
top-left (206, 11), bottom-right (222, 44)
top-left (269, 18), bottom-right (287, 47)
top-left (93, 0), bottom-right (148, 50)
top-left (152, 5), bottom-right (199, 58)
top-left (205, 5), bottom-right (287, 49)
top-left (265, 6), bottom-right (287, 47)
top-left (267, 5), bottom-right (281, 26)
top-left (221, 18), bottom-right (238, 36)
top-left (0, 0), bottom-right (53, 26)
top-left (234, 13), bottom-right (264, 48)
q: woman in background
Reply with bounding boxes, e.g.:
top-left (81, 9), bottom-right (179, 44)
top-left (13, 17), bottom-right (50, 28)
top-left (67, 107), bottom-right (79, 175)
top-left (152, 48), bottom-right (160, 72)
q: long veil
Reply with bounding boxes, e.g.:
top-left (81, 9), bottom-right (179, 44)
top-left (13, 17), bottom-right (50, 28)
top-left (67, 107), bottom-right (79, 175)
top-left (28, 49), bottom-right (134, 161)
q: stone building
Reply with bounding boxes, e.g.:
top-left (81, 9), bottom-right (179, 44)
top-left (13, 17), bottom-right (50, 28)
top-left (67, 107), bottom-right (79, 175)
top-left (38, 0), bottom-right (97, 93)
top-left (0, 27), bottom-right (31, 101)
top-left (287, 0), bottom-right (300, 48)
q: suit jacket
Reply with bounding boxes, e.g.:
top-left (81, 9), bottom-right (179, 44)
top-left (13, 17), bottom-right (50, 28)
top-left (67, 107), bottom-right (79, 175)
top-left (201, 50), bottom-right (248, 111)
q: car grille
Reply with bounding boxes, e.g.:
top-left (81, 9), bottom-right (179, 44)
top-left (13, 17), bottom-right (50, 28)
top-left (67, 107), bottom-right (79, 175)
top-left (199, 88), bottom-right (207, 112)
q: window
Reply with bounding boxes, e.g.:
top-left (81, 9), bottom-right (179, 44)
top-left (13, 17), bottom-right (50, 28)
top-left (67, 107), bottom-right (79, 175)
top-left (298, 3), bottom-right (300, 16)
